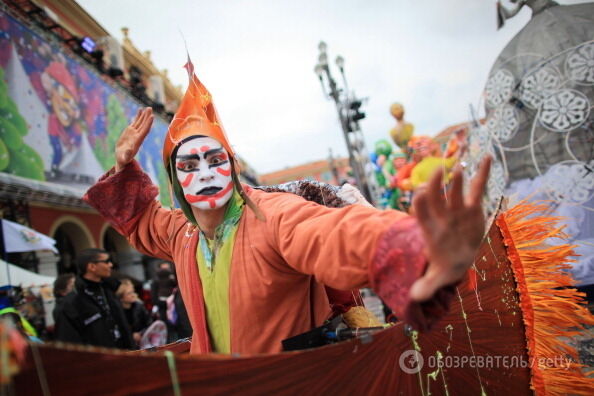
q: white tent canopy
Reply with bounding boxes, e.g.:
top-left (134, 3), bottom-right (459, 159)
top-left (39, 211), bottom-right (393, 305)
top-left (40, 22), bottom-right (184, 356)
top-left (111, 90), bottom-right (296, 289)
top-left (0, 259), bottom-right (55, 287)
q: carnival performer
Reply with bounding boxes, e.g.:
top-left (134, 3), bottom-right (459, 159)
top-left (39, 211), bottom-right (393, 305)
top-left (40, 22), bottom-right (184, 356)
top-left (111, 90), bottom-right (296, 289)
top-left (83, 61), bottom-right (491, 355)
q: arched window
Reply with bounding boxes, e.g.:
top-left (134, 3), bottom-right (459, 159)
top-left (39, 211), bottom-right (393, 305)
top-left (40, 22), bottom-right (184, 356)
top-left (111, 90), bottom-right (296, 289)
top-left (50, 218), bottom-right (94, 275)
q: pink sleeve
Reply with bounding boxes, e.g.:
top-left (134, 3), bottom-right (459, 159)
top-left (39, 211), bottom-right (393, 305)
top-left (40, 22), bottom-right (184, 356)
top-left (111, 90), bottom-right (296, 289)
top-left (370, 217), bottom-right (456, 331)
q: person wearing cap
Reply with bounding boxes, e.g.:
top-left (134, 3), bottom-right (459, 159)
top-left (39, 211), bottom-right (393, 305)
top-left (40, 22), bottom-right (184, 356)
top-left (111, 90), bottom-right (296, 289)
top-left (40, 61), bottom-right (82, 175)
top-left (84, 60), bottom-right (491, 355)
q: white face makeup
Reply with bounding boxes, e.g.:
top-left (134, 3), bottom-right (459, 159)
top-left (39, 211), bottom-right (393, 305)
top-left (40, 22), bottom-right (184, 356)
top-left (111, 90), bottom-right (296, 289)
top-left (175, 136), bottom-right (233, 211)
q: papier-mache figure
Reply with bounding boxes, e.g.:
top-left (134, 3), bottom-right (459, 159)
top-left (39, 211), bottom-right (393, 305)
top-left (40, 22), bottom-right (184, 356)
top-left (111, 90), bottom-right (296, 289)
top-left (372, 139), bottom-right (399, 209)
top-left (83, 57), bottom-right (490, 355)
top-left (409, 136), bottom-right (458, 191)
top-left (388, 151), bottom-right (410, 210)
top-left (388, 103), bottom-right (415, 154)
top-left (371, 139), bottom-right (406, 209)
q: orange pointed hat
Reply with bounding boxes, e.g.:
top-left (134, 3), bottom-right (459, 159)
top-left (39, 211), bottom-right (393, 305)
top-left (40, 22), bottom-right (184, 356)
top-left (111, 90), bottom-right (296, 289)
top-left (162, 57), bottom-right (235, 167)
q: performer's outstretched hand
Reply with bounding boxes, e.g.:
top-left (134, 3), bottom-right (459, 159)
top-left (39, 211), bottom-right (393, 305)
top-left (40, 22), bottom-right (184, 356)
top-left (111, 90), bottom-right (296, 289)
top-left (410, 156), bottom-right (492, 302)
top-left (115, 107), bottom-right (154, 172)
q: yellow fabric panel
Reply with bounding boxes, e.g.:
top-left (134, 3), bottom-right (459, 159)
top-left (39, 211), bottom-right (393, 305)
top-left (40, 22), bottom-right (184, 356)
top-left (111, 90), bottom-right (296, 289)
top-left (196, 224), bottom-right (239, 354)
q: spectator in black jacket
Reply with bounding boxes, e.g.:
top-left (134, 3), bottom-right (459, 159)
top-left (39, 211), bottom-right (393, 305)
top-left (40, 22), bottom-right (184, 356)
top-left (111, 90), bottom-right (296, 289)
top-left (52, 273), bottom-right (75, 323)
top-left (150, 264), bottom-right (192, 343)
top-left (150, 261), bottom-right (175, 319)
top-left (54, 249), bottom-right (134, 349)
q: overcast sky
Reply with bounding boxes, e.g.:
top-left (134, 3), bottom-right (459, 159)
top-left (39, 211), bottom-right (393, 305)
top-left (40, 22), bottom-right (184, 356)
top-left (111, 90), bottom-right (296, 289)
top-left (77, 0), bottom-right (588, 174)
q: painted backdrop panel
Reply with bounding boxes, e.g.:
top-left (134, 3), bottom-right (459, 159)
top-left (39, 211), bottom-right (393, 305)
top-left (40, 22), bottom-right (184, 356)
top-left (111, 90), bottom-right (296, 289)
top-left (0, 9), bottom-right (171, 206)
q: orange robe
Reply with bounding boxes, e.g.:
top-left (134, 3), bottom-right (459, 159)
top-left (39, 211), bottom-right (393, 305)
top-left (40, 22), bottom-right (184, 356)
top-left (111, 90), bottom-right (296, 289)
top-left (84, 160), bottom-right (454, 355)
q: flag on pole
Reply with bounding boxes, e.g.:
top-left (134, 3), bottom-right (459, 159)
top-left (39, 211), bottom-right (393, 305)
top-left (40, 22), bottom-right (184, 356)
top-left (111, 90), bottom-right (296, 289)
top-left (1, 219), bottom-right (58, 253)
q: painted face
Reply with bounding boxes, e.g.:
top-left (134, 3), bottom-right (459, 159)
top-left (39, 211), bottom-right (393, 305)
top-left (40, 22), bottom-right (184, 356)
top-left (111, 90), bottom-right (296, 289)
top-left (50, 81), bottom-right (80, 127)
top-left (175, 136), bottom-right (233, 210)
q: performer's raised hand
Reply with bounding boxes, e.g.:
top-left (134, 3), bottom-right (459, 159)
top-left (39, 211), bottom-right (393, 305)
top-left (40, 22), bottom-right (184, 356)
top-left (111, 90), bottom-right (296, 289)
top-left (410, 156), bottom-right (492, 302)
top-left (115, 107), bottom-right (154, 172)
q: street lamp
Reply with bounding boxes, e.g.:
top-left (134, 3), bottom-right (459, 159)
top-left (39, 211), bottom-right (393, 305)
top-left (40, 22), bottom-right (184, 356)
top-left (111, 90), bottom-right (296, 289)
top-left (313, 41), bottom-right (376, 204)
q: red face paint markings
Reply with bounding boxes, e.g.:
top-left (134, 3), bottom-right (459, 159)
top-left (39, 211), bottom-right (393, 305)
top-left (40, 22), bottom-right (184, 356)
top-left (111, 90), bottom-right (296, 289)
top-left (190, 148), bottom-right (198, 154)
top-left (185, 182), bottom-right (233, 204)
top-left (200, 145), bottom-right (210, 152)
top-left (181, 173), bottom-right (194, 187)
top-left (217, 167), bottom-right (231, 176)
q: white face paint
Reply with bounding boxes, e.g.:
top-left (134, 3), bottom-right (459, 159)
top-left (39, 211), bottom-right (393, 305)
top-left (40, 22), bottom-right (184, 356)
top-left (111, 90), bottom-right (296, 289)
top-left (175, 136), bottom-right (233, 210)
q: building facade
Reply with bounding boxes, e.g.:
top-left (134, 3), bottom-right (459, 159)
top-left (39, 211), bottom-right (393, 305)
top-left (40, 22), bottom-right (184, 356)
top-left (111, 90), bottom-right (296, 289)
top-left (0, 0), bottom-right (258, 284)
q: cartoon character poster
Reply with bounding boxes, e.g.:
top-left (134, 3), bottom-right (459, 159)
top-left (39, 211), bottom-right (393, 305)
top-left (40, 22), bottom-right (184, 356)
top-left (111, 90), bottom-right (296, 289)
top-left (0, 9), bottom-right (171, 207)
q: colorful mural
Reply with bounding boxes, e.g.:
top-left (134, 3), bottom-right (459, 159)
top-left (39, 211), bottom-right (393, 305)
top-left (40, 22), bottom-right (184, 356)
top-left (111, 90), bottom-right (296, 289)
top-left (0, 8), bottom-right (172, 207)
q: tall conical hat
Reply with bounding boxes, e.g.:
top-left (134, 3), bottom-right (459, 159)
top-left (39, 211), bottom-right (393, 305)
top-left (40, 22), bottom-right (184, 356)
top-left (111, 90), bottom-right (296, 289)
top-left (162, 57), bottom-right (235, 167)
top-left (161, 56), bottom-right (264, 222)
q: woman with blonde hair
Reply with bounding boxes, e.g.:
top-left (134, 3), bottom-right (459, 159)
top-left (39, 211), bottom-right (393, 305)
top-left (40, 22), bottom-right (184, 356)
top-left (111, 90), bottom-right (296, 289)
top-left (116, 279), bottom-right (151, 348)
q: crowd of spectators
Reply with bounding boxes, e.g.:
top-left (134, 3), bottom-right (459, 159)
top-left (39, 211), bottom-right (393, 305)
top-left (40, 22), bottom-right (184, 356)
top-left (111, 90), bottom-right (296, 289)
top-left (1, 248), bottom-right (192, 350)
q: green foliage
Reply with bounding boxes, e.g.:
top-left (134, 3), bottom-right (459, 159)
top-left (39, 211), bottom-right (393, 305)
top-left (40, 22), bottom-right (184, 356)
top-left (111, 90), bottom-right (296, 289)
top-left (0, 66), bottom-right (45, 181)
top-left (0, 139), bottom-right (10, 171)
top-left (157, 163), bottom-right (172, 208)
top-left (6, 145), bottom-right (45, 180)
top-left (0, 117), bottom-right (24, 150)
top-left (20, 143), bottom-right (44, 170)
top-left (0, 79), bottom-right (7, 108)
top-left (94, 94), bottom-right (126, 170)
top-left (4, 101), bottom-right (27, 135)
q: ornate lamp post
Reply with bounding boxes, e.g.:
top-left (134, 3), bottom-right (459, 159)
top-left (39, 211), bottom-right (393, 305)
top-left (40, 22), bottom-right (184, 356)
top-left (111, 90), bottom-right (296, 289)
top-left (314, 41), bottom-right (376, 204)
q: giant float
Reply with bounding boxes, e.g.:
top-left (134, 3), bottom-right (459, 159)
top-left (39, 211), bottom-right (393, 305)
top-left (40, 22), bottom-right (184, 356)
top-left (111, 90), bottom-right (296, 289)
top-left (1, 200), bottom-right (593, 395)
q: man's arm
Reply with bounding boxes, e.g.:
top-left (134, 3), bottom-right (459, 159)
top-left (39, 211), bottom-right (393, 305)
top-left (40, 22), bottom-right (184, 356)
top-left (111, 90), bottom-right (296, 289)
top-left (83, 108), bottom-right (186, 261)
top-left (266, 157), bottom-right (491, 330)
top-left (84, 160), bottom-right (185, 262)
top-left (266, 194), bottom-right (424, 315)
